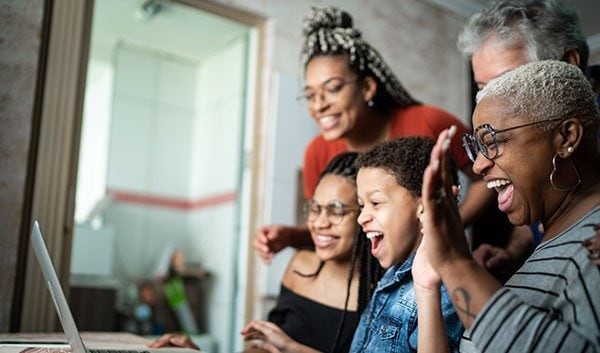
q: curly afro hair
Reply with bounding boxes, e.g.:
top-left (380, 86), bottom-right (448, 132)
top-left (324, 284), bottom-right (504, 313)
top-left (357, 136), bottom-right (459, 198)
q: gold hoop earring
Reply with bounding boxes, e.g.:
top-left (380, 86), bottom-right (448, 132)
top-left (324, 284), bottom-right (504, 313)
top-left (549, 153), bottom-right (581, 191)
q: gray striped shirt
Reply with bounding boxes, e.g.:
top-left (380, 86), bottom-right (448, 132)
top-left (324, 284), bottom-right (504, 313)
top-left (460, 206), bottom-right (600, 352)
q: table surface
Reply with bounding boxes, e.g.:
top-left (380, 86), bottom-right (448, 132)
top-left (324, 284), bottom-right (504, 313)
top-left (0, 332), bottom-right (153, 352)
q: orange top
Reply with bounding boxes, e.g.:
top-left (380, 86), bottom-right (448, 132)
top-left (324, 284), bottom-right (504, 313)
top-left (303, 104), bottom-right (471, 198)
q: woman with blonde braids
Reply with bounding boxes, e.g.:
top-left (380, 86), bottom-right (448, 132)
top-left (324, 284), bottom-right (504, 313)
top-left (254, 6), bottom-right (491, 262)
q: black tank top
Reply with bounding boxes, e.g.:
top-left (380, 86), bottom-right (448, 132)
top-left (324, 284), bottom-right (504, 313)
top-left (268, 285), bottom-right (360, 352)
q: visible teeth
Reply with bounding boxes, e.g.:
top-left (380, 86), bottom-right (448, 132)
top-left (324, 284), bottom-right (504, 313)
top-left (320, 116), bottom-right (335, 124)
top-left (486, 179), bottom-right (511, 189)
top-left (366, 231), bottom-right (383, 239)
top-left (316, 235), bottom-right (334, 242)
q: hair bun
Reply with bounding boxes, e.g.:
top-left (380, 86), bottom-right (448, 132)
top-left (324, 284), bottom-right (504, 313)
top-left (302, 6), bottom-right (353, 36)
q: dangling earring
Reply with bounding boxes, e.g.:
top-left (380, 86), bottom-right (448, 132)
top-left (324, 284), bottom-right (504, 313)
top-left (549, 153), bottom-right (581, 191)
top-left (367, 100), bottom-right (374, 108)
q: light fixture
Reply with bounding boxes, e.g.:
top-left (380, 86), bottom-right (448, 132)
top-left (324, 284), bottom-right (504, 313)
top-left (135, 0), bottom-right (169, 21)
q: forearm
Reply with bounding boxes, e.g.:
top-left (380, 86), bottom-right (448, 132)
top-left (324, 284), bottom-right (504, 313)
top-left (458, 179), bottom-right (494, 226)
top-left (505, 225), bottom-right (535, 259)
top-left (416, 289), bottom-right (451, 353)
top-left (439, 258), bottom-right (502, 329)
top-left (287, 225), bottom-right (314, 249)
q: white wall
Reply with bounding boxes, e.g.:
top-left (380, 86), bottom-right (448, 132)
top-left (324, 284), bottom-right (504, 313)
top-left (190, 36), bottom-right (248, 353)
top-left (75, 42), bottom-right (114, 222)
top-left (99, 37), bottom-right (247, 353)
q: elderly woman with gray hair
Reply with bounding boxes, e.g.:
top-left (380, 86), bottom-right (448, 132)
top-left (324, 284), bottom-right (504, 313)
top-left (458, 0), bottom-right (600, 281)
top-left (415, 60), bottom-right (600, 353)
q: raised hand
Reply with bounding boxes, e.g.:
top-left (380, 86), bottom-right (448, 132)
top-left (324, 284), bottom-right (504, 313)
top-left (583, 223), bottom-right (600, 266)
top-left (419, 126), bottom-right (470, 273)
top-left (253, 225), bottom-right (293, 264)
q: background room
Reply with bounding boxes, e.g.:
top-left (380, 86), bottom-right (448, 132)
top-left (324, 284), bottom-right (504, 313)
top-left (70, 1), bottom-right (253, 352)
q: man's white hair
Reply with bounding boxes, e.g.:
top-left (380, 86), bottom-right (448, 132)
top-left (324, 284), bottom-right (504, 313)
top-left (476, 60), bottom-right (599, 141)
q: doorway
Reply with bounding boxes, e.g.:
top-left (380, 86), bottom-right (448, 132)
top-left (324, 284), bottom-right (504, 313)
top-left (70, 1), bottom-right (251, 352)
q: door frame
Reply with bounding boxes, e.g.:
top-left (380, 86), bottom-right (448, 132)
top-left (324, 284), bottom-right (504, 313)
top-left (19, 0), bottom-right (272, 336)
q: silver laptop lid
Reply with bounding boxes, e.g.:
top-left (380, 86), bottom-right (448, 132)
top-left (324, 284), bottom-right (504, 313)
top-left (30, 221), bottom-right (87, 353)
top-left (30, 221), bottom-right (200, 353)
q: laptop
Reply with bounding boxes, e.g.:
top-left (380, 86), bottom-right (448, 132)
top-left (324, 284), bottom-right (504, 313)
top-left (29, 221), bottom-right (200, 353)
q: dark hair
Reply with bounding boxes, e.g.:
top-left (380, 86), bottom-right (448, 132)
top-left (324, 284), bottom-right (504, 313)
top-left (296, 151), bottom-right (382, 352)
top-left (458, 0), bottom-right (589, 72)
top-left (295, 152), bottom-right (360, 278)
top-left (296, 151), bottom-right (359, 278)
top-left (357, 137), bottom-right (459, 197)
top-left (318, 151), bottom-right (359, 182)
top-left (300, 6), bottom-right (419, 112)
top-left (590, 64), bottom-right (600, 95)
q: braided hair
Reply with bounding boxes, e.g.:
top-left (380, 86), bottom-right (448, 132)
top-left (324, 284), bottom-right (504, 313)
top-left (294, 152), bottom-right (360, 278)
top-left (296, 151), bottom-right (383, 352)
top-left (300, 6), bottom-right (419, 112)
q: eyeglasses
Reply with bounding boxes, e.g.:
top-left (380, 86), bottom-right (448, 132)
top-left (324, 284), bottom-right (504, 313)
top-left (297, 77), bottom-right (359, 107)
top-left (461, 118), bottom-right (562, 162)
top-left (303, 200), bottom-right (359, 225)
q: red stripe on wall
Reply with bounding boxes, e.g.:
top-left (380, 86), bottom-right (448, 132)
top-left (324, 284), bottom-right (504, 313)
top-left (107, 189), bottom-right (237, 210)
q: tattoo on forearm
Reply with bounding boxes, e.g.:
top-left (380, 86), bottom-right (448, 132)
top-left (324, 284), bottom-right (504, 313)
top-left (453, 287), bottom-right (477, 323)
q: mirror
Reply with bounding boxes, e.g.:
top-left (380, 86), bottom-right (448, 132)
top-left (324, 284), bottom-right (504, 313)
top-left (69, 1), bottom-right (253, 352)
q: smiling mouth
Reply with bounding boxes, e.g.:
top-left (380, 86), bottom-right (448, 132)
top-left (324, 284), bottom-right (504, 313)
top-left (318, 115), bottom-right (339, 130)
top-left (313, 234), bottom-right (339, 248)
top-left (366, 231), bottom-right (384, 256)
top-left (366, 231), bottom-right (382, 240)
top-left (486, 179), bottom-right (511, 190)
top-left (487, 179), bottom-right (514, 213)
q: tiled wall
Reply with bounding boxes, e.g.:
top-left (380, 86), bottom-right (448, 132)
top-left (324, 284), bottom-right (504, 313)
top-left (102, 38), bottom-right (247, 353)
top-left (191, 36), bottom-right (248, 353)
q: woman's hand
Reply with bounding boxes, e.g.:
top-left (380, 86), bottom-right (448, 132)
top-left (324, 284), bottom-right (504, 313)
top-left (147, 333), bottom-right (199, 350)
top-left (253, 225), bottom-right (293, 264)
top-left (253, 226), bottom-right (314, 264)
top-left (241, 320), bottom-right (293, 353)
top-left (583, 224), bottom-right (600, 266)
top-left (240, 320), bottom-right (318, 353)
top-left (419, 126), bottom-right (471, 274)
top-left (419, 127), bottom-right (503, 328)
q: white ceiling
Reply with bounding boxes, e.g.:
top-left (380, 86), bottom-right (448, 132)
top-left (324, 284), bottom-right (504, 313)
top-left (426, 0), bottom-right (600, 50)
top-left (93, 0), bottom-right (600, 62)
top-left (92, 0), bottom-right (249, 62)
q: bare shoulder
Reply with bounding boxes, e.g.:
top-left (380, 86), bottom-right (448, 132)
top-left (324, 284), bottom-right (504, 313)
top-left (282, 250), bottom-right (321, 291)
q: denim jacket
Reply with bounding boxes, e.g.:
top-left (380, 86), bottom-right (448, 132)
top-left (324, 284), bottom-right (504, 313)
top-left (350, 254), bottom-right (463, 353)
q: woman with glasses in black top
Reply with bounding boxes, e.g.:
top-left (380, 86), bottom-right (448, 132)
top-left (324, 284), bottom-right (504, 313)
top-left (242, 152), bottom-right (381, 352)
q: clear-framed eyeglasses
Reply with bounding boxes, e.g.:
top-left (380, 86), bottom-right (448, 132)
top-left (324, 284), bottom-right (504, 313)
top-left (297, 77), bottom-right (359, 107)
top-left (303, 199), bottom-right (359, 225)
top-left (461, 118), bottom-right (562, 163)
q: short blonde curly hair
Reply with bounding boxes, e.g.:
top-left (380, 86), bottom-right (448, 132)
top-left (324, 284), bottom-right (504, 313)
top-left (477, 60), bottom-right (600, 143)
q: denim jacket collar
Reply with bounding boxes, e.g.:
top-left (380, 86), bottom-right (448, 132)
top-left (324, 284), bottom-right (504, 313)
top-left (376, 252), bottom-right (416, 292)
